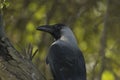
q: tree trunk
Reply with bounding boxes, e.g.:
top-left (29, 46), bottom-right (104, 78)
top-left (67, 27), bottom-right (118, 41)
top-left (0, 12), bottom-right (45, 80)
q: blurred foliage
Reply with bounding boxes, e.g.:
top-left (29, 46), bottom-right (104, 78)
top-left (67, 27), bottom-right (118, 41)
top-left (1, 0), bottom-right (120, 80)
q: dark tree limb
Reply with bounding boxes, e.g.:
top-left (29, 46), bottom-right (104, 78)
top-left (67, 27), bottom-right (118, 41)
top-left (0, 11), bottom-right (5, 38)
top-left (0, 12), bottom-right (45, 80)
top-left (98, 0), bottom-right (109, 80)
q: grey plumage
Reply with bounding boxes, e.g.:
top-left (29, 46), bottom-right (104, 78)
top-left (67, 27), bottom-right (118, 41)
top-left (37, 24), bottom-right (86, 80)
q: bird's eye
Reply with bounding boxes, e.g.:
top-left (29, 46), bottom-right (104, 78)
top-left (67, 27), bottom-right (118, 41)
top-left (54, 25), bottom-right (61, 30)
top-left (54, 24), bottom-right (64, 31)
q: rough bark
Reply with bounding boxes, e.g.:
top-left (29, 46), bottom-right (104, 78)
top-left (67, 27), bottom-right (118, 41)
top-left (0, 12), bottom-right (45, 80)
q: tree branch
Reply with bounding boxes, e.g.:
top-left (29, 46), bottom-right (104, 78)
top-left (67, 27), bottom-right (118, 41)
top-left (0, 11), bottom-right (5, 38)
top-left (0, 12), bottom-right (46, 80)
top-left (98, 0), bottom-right (109, 80)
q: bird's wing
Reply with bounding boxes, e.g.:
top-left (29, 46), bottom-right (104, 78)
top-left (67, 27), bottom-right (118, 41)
top-left (47, 42), bottom-right (86, 80)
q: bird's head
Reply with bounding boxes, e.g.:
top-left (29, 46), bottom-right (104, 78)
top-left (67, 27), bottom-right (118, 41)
top-left (36, 24), bottom-right (66, 40)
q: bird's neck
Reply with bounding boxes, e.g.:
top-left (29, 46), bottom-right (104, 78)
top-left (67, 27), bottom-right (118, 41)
top-left (60, 28), bottom-right (78, 47)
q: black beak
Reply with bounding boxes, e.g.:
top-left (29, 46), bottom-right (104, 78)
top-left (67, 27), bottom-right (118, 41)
top-left (36, 25), bottom-right (53, 34)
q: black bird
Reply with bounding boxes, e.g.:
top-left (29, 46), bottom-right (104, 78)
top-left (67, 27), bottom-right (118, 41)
top-left (37, 24), bottom-right (86, 80)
